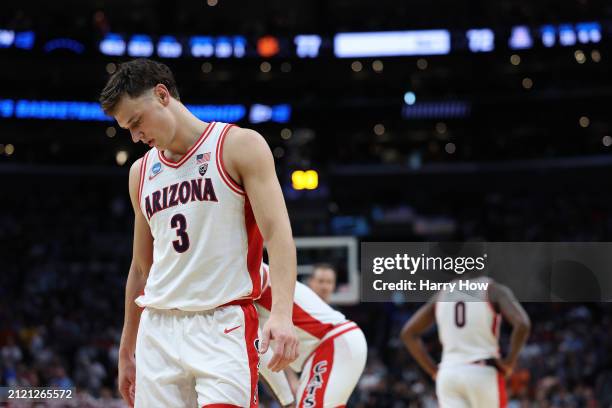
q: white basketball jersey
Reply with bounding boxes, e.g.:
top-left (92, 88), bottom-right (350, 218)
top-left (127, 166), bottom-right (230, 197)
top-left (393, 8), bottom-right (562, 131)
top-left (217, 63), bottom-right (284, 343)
top-left (436, 277), bottom-right (501, 368)
top-left (135, 122), bottom-right (263, 311)
top-left (256, 264), bottom-right (350, 371)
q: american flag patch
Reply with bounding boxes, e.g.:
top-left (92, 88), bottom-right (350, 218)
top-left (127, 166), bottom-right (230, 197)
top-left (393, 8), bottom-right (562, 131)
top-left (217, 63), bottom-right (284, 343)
top-left (196, 152), bottom-right (211, 164)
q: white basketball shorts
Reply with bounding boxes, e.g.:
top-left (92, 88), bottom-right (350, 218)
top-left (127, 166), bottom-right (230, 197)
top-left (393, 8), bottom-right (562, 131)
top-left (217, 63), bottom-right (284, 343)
top-left (135, 303), bottom-right (260, 408)
top-left (436, 363), bottom-right (507, 408)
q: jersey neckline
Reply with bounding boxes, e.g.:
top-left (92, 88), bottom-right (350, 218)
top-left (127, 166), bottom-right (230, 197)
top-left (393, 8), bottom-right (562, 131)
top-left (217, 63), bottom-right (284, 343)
top-left (158, 121), bottom-right (216, 168)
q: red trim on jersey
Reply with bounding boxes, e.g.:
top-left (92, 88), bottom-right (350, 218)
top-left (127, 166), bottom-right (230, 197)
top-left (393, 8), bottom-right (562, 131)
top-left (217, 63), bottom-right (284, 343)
top-left (220, 298), bottom-right (254, 307)
top-left (492, 313), bottom-right (500, 338)
top-left (158, 121), bottom-right (216, 168)
top-left (497, 371), bottom-right (507, 407)
top-left (257, 286), bottom-right (272, 309)
top-left (244, 196), bottom-right (263, 300)
top-left (256, 286), bottom-right (336, 339)
top-left (240, 303), bottom-right (260, 408)
top-left (299, 336), bottom-right (335, 407)
top-left (137, 151), bottom-right (150, 208)
top-left (215, 123), bottom-right (245, 195)
top-left (329, 321), bottom-right (353, 331)
top-left (292, 303), bottom-right (336, 339)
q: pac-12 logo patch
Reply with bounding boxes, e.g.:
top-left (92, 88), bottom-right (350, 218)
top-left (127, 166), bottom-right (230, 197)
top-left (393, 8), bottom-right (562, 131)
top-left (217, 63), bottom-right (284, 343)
top-left (199, 163), bottom-right (208, 176)
top-left (149, 162), bottom-right (163, 180)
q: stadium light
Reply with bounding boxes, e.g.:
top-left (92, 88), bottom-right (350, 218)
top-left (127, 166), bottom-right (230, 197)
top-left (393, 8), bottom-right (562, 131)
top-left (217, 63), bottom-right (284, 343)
top-left (127, 34), bottom-right (154, 57)
top-left (157, 35), bottom-right (182, 58)
top-left (404, 92), bottom-right (416, 105)
top-left (509, 26), bottom-right (533, 50)
top-left (99, 33), bottom-right (126, 56)
top-left (466, 29), bottom-right (495, 52)
top-left (257, 36), bottom-right (280, 57)
top-left (292, 170), bottom-right (319, 190)
top-left (334, 30), bottom-right (450, 58)
top-left (295, 35), bottom-right (322, 58)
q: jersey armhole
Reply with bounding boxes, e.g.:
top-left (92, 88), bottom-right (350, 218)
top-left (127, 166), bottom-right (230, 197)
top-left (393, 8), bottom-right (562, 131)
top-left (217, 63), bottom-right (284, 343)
top-left (215, 123), bottom-right (246, 196)
top-left (137, 150), bottom-right (151, 209)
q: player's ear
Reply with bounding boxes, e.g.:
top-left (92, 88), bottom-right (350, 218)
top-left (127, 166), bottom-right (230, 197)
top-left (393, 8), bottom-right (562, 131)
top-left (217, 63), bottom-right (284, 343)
top-left (154, 84), bottom-right (170, 106)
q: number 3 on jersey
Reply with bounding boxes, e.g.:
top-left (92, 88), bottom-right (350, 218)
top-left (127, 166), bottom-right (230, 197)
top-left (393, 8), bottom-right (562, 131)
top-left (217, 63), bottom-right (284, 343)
top-left (170, 213), bottom-right (190, 253)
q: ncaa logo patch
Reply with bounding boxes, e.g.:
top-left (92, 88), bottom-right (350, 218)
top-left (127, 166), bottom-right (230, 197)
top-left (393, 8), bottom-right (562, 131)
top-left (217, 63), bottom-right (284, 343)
top-left (149, 162), bottom-right (163, 180)
top-left (199, 163), bottom-right (208, 176)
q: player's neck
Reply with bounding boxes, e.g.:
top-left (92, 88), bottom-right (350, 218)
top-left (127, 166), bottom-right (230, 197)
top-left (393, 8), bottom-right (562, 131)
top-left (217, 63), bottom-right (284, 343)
top-left (164, 103), bottom-right (209, 160)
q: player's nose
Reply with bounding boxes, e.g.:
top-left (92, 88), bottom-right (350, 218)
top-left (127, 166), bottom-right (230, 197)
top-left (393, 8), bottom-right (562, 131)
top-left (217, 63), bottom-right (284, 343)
top-left (129, 130), bottom-right (142, 143)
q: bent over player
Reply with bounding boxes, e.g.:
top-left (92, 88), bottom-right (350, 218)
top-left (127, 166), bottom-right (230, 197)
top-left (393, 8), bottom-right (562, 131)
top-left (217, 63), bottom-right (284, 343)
top-left (401, 276), bottom-right (530, 408)
top-left (99, 59), bottom-right (299, 407)
top-left (257, 263), bottom-right (367, 408)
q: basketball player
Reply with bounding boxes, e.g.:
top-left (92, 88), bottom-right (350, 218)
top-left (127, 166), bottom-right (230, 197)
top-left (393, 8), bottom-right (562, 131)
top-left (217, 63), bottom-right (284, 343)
top-left (401, 276), bottom-right (530, 407)
top-left (257, 263), bottom-right (367, 408)
top-left (99, 59), bottom-right (299, 407)
top-left (307, 263), bottom-right (337, 303)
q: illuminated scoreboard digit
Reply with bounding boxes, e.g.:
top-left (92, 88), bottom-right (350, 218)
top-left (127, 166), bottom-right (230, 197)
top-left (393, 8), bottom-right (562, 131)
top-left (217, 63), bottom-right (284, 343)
top-left (466, 29), bottom-right (495, 52)
top-left (127, 34), bottom-right (154, 57)
top-left (157, 36), bottom-right (182, 58)
top-left (294, 35), bottom-right (322, 58)
top-left (509, 26), bottom-right (533, 50)
top-left (189, 36), bottom-right (247, 58)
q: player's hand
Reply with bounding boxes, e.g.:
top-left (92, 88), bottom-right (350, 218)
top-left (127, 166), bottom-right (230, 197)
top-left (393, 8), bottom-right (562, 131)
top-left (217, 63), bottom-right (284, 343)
top-left (118, 352), bottom-right (136, 407)
top-left (260, 313), bottom-right (299, 372)
top-left (496, 357), bottom-right (516, 378)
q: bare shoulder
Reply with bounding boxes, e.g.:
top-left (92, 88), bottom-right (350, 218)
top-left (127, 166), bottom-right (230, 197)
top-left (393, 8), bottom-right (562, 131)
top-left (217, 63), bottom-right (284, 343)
top-left (128, 156), bottom-right (146, 201)
top-left (129, 157), bottom-right (144, 177)
top-left (224, 126), bottom-right (270, 156)
top-left (223, 126), bottom-right (273, 176)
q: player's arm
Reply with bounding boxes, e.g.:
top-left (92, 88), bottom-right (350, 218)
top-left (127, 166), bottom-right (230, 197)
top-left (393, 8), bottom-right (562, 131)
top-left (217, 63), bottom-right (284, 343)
top-left (118, 158), bottom-right (154, 406)
top-left (489, 283), bottom-right (531, 376)
top-left (400, 296), bottom-right (438, 380)
top-left (223, 127), bottom-right (298, 371)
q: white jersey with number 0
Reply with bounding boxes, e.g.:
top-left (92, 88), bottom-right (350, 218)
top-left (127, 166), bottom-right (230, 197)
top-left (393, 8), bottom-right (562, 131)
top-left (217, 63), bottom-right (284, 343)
top-left (436, 277), bottom-right (501, 368)
top-left (135, 122), bottom-right (263, 311)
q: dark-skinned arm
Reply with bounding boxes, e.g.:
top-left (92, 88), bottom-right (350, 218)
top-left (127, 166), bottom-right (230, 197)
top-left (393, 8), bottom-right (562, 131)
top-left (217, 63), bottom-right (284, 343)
top-left (400, 296), bottom-right (438, 380)
top-left (489, 283), bottom-right (531, 376)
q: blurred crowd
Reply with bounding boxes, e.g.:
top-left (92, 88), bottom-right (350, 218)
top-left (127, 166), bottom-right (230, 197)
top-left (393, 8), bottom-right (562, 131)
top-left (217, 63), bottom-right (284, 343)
top-left (2, 176), bottom-right (612, 407)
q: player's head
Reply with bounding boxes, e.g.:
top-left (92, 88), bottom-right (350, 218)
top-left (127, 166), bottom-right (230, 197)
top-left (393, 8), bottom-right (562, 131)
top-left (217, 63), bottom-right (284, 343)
top-left (99, 58), bottom-right (180, 149)
top-left (308, 263), bottom-right (337, 303)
